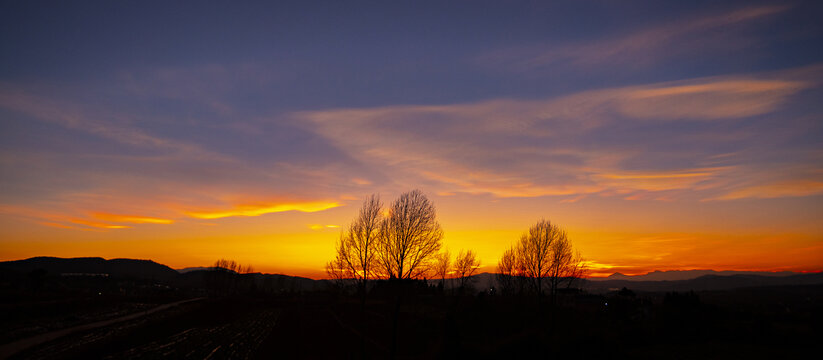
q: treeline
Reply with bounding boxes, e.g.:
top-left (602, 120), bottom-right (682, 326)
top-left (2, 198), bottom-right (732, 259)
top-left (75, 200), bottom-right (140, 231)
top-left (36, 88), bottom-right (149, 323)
top-left (326, 190), bottom-right (587, 298)
top-left (322, 190), bottom-right (589, 359)
top-left (204, 259), bottom-right (256, 296)
top-left (325, 190), bottom-right (485, 295)
top-left (496, 219), bottom-right (586, 303)
top-left (204, 259), bottom-right (308, 296)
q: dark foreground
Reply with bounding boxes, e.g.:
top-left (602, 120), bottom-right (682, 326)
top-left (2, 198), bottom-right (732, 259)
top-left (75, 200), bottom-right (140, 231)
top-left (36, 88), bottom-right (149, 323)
top-left (1, 284), bottom-right (821, 360)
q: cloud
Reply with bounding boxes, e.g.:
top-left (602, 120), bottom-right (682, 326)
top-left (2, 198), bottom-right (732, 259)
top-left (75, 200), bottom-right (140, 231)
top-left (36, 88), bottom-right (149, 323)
top-left (478, 5), bottom-right (790, 71)
top-left (297, 65), bottom-right (820, 200)
top-left (594, 167), bottom-right (732, 192)
top-left (351, 178), bottom-right (372, 186)
top-left (1, 59), bottom-right (820, 236)
top-left (91, 213), bottom-right (175, 224)
top-left (714, 180), bottom-right (823, 200)
top-left (618, 80), bottom-right (808, 120)
top-left (309, 224), bottom-right (341, 231)
top-left (70, 219), bottom-right (132, 229)
top-left (559, 195), bottom-right (586, 204)
top-left (0, 82), bottom-right (370, 226)
top-left (0, 85), bottom-right (225, 158)
top-left (186, 201), bottom-right (341, 220)
top-left (38, 222), bottom-right (76, 230)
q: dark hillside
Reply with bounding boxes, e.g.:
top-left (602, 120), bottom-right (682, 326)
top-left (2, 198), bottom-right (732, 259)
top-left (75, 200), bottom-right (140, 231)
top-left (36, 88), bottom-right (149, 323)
top-left (0, 257), bottom-right (179, 282)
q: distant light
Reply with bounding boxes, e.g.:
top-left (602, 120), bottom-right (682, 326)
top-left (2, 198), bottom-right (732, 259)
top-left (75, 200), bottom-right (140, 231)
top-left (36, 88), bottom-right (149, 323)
top-left (605, 302), bottom-right (608, 306)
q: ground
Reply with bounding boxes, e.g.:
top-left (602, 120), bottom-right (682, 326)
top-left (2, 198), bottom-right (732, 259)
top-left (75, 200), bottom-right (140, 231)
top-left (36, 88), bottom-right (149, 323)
top-left (2, 284), bottom-right (821, 359)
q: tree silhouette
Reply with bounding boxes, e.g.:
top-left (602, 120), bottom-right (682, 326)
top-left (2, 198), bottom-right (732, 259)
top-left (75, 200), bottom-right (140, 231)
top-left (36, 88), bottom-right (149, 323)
top-left (547, 234), bottom-right (586, 298)
top-left (516, 220), bottom-right (557, 297)
top-left (325, 256), bottom-right (349, 289)
top-left (375, 190), bottom-right (443, 280)
top-left (500, 219), bottom-right (585, 301)
top-left (433, 250), bottom-right (451, 290)
top-left (496, 246), bottom-right (519, 295)
top-left (207, 259), bottom-right (255, 296)
top-left (325, 194), bottom-right (382, 294)
top-left (454, 249), bottom-right (480, 291)
top-left (323, 194), bottom-right (383, 359)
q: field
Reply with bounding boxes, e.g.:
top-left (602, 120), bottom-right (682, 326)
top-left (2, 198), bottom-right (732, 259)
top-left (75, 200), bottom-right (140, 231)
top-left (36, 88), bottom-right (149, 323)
top-left (2, 281), bottom-right (821, 359)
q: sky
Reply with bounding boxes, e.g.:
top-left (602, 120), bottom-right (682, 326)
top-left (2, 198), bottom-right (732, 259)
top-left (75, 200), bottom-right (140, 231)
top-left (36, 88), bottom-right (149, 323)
top-left (1, 0), bottom-right (822, 278)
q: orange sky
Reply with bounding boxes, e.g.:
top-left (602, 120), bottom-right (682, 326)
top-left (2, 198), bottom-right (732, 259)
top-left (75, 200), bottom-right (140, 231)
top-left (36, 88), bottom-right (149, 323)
top-left (2, 191), bottom-right (821, 279)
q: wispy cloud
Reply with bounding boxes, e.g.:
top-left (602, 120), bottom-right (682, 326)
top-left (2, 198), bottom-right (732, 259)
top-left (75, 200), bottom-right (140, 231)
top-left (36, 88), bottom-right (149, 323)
top-left (478, 5), bottom-right (790, 71)
top-left (308, 224), bottom-right (341, 231)
top-left (70, 219), bottom-right (132, 229)
top-left (297, 65), bottom-right (820, 201)
top-left (38, 222), bottom-right (77, 230)
top-left (714, 180), bottom-right (823, 200)
top-left (0, 84), bottom-right (229, 159)
top-left (0, 82), bottom-right (364, 226)
top-left (91, 212), bottom-right (175, 224)
top-left (186, 201), bottom-right (341, 220)
top-left (594, 167), bottom-right (732, 192)
top-left (618, 79), bottom-right (808, 120)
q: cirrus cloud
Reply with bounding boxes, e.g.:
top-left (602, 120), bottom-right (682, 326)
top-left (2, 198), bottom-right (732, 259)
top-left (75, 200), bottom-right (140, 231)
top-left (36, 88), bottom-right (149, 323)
top-left (296, 65), bottom-right (821, 201)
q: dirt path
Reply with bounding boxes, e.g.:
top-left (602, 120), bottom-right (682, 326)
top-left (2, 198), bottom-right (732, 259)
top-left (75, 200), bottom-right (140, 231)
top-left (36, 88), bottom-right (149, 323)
top-left (0, 297), bottom-right (204, 359)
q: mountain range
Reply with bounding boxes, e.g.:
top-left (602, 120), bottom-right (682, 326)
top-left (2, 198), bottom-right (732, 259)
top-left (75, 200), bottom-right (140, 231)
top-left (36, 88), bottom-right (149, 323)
top-left (1, 257), bottom-right (821, 293)
top-left (590, 269), bottom-right (798, 282)
top-left (0, 256), bottom-right (179, 281)
top-left (0, 257), bottom-right (324, 291)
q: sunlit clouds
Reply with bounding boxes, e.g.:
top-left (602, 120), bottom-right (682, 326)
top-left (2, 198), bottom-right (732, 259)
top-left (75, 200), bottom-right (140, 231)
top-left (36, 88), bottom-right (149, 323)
top-left (297, 66), bottom-right (821, 202)
top-left (714, 180), bottom-right (823, 200)
top-left (309, 224), bottom-right (341, 231)
top-left (92, 213), bottom-right (175, 224)
top-left (478, 5), bottom-right (791, 72)
top-left (618, 79), bottom-right (809, 120)
top-left (186, 201), bottom-right (341, 220)
top-left (70, 219), bottom-right (132, 230)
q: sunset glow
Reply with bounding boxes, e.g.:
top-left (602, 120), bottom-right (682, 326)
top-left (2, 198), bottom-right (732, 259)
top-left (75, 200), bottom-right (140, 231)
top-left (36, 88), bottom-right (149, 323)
top-left (1, 1), bottom-right (822, 279)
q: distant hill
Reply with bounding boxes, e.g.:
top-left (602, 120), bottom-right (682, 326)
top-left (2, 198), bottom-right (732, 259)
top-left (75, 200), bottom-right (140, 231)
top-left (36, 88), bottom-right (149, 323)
top-left (0, 257), bottom-right (330, 292)
top-left (3, 257), bottom-right (820, 293)
top-left (591, 270), bottom-right (798, 282)
top-left (176, 267), bottom-right (215, 273)
top-left (0, 257), bottom-right (179, 281)
top-left (174, 269), bottom-right (327, 291)
top-left (451, 271), bottom-right (823, 293)
top-left (583, 272), bottom-right (823, 292)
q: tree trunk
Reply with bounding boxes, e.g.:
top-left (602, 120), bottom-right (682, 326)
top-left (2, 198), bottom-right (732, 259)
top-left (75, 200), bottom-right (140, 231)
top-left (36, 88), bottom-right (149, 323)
top-left (390, 283), bottom-right (401, 360)
top-left (360, 279), bottom-right (367, 359)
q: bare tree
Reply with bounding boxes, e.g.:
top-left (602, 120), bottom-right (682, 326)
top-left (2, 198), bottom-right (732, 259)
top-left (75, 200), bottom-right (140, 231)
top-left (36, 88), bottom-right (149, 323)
top-left (499, 219), bottom-right (585, 301)
top-left (496, 246), bottom-right (517, 295)
top-left (515, 219), bottom-right (557, 296)
top-left (208, 259), bottom-right (255, 296)
top-left (214, 258), bottom-right (239, 273)
top-left (323, 195), bottom-right (383, 359)
top-left (213, 259), bottom-right (239, 294)
top-left (454, 249), bottom-right (481, 290)
top-left (546, 231), bottom-right (577, 300)
top-left (240, 264), bottom-right (254, 274)
top-left (433, 250), bottom-right (451, 290)
top-left (325, 194), bottom-right (382, 294)
top-left (375, 190), bottom-right (443, 280)
top-left (325, 257), bottom-right (349, 289)
top-left (564, 250), bottom-right (587, 290)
